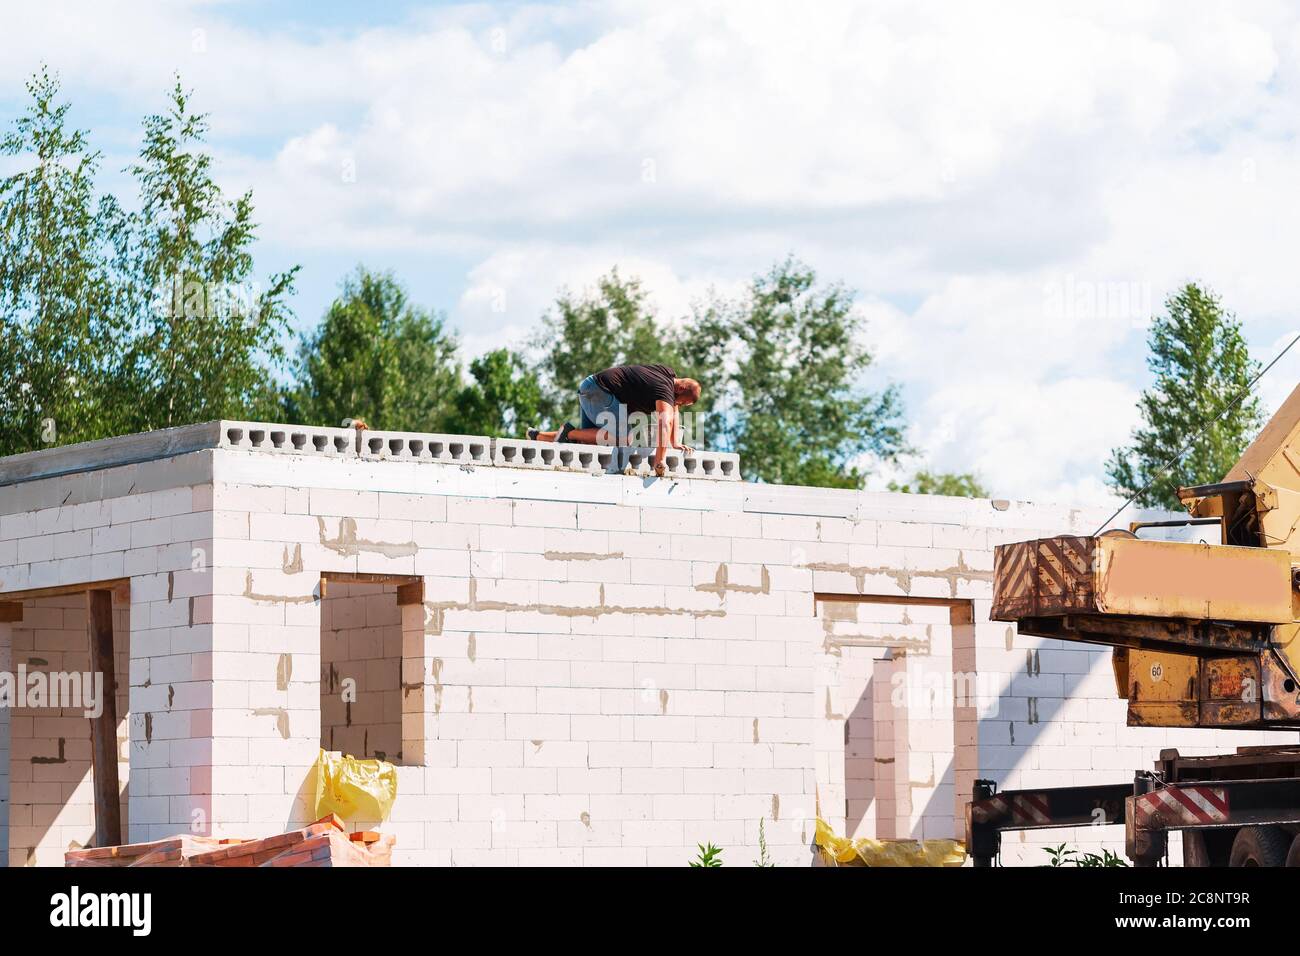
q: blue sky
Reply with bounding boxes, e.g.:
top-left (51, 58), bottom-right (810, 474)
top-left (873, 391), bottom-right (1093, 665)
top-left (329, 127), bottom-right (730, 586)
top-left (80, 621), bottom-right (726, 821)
top-left (6, 0), bottom-right (1300, 504)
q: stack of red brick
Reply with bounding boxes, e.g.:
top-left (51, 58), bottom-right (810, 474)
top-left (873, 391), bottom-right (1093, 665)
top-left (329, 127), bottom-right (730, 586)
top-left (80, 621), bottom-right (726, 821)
top-left (65, 815), bottom-right (394, 868)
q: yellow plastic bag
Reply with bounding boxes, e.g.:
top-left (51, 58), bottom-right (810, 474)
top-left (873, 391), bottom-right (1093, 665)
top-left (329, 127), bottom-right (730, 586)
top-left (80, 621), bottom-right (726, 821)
top-left (814, 817), bottom-right (966, 867)
top-left (313, 749), bottom-right (398, 822)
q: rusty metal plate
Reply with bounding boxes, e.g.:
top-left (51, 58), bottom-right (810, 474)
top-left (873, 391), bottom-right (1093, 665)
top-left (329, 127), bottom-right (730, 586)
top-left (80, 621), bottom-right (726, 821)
top-left (1200, 656), bottom-right (1261, 726)
top-left (1128, 701), bottom-right (1199, 727)
top-left (1202, 656), bottom-right (1260, 701)
top-left (1129, 648), bottom-right (1198, 704)
top-left (992, 536), bottom-right (1095, 621)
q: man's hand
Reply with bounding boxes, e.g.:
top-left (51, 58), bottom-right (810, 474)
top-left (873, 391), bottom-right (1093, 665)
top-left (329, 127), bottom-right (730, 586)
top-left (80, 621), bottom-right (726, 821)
top-left (653, 445), bottom-right (668, 478)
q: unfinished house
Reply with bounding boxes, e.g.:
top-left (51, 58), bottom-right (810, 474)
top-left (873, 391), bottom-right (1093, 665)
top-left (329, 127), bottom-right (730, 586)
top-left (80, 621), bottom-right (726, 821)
top-left (2, 421), bottom-right (1298, 867)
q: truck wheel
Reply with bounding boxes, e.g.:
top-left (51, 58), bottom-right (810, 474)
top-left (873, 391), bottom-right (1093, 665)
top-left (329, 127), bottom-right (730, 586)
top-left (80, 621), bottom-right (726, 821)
top-left (1286, 835), bottom-right (1300, 867)
top-left (1229, 826), bottom-right (1290, 867)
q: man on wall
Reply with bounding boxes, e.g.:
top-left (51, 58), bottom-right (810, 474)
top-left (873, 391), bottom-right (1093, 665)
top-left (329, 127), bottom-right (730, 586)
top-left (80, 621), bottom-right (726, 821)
top-left (529, 363), bottom-right (701, 476)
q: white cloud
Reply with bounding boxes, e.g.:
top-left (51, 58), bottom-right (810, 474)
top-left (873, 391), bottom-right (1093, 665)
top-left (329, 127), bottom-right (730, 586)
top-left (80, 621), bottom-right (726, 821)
top-left (908, 375), bottom-right (1142, 506)
top-left (6, 1), bottom-right (1300, 503)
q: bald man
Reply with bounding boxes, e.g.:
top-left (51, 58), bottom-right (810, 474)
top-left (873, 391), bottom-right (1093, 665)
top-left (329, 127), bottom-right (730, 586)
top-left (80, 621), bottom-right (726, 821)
top-left (529, 363), bottom-right (701, 476)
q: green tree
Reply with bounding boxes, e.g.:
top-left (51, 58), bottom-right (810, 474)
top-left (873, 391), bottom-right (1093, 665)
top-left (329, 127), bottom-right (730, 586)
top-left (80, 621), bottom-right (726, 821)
top-left (681, 258), bottom-right (906, 487)
top-left (889, 469), bottom-right (989, 497)
top-left (531, 269), bottom-right (684, 425)
top-left (1106, 284), bottom-right (1263, 508)
top-left (454, 348), bottom-right (544, 437)
top-left (0, 68), bottom-right (125, 455)
top-left (288, 267), bottom-right (461, 430)
top-left (116, 79), bottom-right (297, 431)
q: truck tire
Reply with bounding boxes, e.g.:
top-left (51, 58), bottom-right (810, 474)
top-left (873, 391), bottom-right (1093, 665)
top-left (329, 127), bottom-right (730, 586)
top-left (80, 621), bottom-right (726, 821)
top-left (1286, 835), bottom-right (1300, 867)
top-left (1229, 826), bottom-right (1290, 867)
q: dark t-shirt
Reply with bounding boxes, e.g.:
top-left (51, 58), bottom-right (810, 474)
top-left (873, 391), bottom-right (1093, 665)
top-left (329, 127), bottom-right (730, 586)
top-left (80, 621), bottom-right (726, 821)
top-left (593, 364), bottom-right (676, 415)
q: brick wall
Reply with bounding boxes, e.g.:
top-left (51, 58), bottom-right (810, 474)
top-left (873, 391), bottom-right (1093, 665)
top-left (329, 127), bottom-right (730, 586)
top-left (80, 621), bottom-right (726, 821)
top-left (321, 580), bottom-right (404, 761)
top-left (0, 622), bottom-right (9, 866)
top-left (4, 594), bottom-right (128, 866)
top-left (2, 437), bottom-right (1299, 866)
top-left (201, 448), bottom-right (1300, 866)
top-left (0, 455), bottom-right (218, 853)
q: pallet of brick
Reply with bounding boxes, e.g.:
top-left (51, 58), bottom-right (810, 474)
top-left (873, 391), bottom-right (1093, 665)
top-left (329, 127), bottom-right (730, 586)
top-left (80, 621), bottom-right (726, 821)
top-left (191, 830), bottom-right (393, 867)
top-left (65, 835), bottom-right (226, 867)
top-left (188, 816), bottom-right (395, 868)
top-left (65, 816), bottom-right (393, 868)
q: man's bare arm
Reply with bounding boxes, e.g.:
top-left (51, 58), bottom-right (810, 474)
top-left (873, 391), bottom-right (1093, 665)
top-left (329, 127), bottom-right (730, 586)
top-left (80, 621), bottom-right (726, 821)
top-left (653, 401), bottom-right (675, 475)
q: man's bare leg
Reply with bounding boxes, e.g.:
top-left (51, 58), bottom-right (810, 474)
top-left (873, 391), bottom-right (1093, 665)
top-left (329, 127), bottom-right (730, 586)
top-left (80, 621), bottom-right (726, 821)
top-left (559, 427), bottom-right (610, 444)
top-left (533, 427), bottom-right (612, 444)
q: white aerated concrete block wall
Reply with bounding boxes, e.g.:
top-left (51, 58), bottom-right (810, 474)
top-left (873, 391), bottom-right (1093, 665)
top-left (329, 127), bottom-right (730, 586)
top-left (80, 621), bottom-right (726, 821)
top-left (0, 457), bottom-right (220, 857)
top-left (207, 482), bottom-right (322, 839)
top-left (4, 425), bottom-right (1300, 867)
top-left (200, 446), bottom-right (1300, 867)
top-left (121, 486), bottom-right (218, 845)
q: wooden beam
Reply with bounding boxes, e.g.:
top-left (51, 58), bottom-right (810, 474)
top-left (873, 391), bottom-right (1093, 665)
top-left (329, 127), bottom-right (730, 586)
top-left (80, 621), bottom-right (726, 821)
top-left (814, 592), bottom-right (970, 608)
top-left (320, 571), bottom-right (420, 586)
top-left (319, 572), bottom-right (422, 604)
top-left (814, 591), bottom-right (975, 628)
top-left (87, 589), bottom-right (122, 848)
top-left (0, 601), bottom-right (21, 623)
top-left (396, 580), bottom-right (424, 606)
top-left (0, 578), bottom-right (129, 603)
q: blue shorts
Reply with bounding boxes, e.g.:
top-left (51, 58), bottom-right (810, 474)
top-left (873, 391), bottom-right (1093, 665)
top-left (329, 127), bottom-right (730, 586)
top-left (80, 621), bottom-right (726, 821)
top-left (578, 375), bottom-right (623, 437)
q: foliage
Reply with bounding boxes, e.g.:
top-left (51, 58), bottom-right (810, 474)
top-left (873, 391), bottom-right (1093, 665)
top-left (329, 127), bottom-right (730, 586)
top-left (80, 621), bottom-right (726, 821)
top-left (1, 70), bottom-right (966, 498)
top-left (1106, 284), bottom-right (1263, 508)
top-left (1044, 843), bottom-right (1130, 867)
top-left (531, 269), bottom-right (684, 426)
top-left (453, 347), bottom-right (545, 437)
top-left (287, 267), bottom-right (460, 430)
top-left (0, 69), bottom-right (295, 452)
top-left (680, 257), bottom-right (907, 487)
top-left (889, 469), bottom-right (989, 497)
top-left (116, 79), bottom-right (297, 432)
top-left (754, 819), bottom-right (774, 867)
top-left (0, 68), bottom-right (125, 454)
top-left (689, 843), bottom-right (724, 867)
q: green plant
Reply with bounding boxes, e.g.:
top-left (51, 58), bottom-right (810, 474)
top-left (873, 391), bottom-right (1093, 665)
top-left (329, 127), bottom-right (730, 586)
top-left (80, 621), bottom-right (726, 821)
top-left (1107, 283), bottom-right (1263, 509)
top-left (690, 843), bottom-right (723, 867)
top-left (754, 819), bottom-right (774, 867)
top-left (287, 266), bottom-right (460, 431)
top-left (680, 257), bottom-right (907, 487)
top-left (1044, 843), bottom-right (1130, 867)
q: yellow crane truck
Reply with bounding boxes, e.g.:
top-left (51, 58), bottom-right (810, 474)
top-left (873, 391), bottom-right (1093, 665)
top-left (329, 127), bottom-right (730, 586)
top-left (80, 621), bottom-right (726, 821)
top-left (968, 383), bottom-right (1300, 867)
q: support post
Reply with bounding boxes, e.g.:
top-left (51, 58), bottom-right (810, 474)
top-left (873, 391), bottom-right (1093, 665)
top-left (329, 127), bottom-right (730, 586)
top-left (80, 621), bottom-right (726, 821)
top-left (1126, 772), bottom-right (1165, 867)
top-left (87, 588), bottom-right (122, 848)
top-left (967, 779), bottom-right (1000, 867)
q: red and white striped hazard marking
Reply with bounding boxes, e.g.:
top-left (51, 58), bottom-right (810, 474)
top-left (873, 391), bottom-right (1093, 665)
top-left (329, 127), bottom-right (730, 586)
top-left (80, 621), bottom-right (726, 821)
top-left (971, 792), bottom-right (1052, 825)
top-left (1133, 786), bottom-right (1229, 827)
